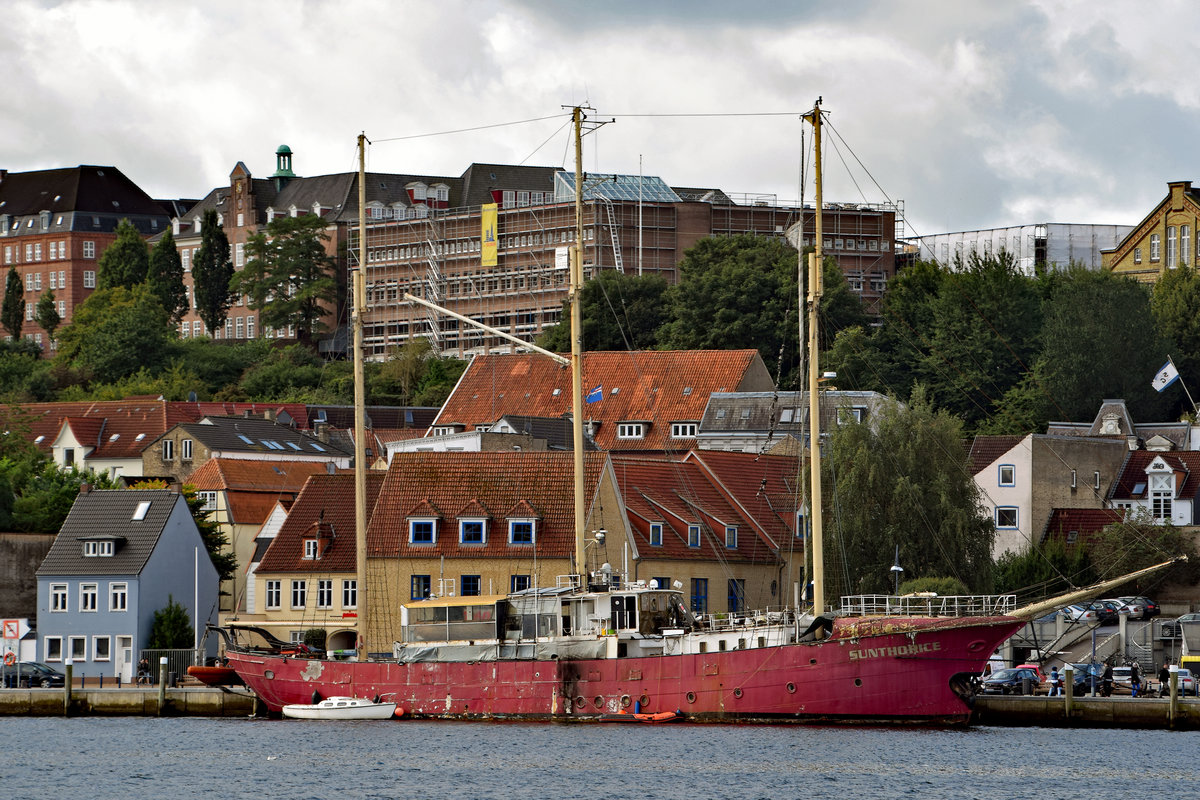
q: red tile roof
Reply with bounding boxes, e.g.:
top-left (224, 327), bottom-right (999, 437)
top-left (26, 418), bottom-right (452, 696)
top-left (967, 435), bottom-right (1026, 475)
top-left (1111, 450), bottom-right (1200, 499)
top-left (367, 451), bottom-right (608, 561)
top-left (433, 350), bottom-right (771, 451)
top-left (1042, 507), bottom-right (1123, 548)
top-left (611, 454), bottom-right (782, 565)
top-left (184, 458), bottom-right (331, 492)
top-left (257, 472), bottom-right (387, 574)
top-left (684, 449), bottom-right (803, 550)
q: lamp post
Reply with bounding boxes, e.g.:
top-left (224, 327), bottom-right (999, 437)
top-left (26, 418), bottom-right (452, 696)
top-left (890, 546), bottom-right (904, 596)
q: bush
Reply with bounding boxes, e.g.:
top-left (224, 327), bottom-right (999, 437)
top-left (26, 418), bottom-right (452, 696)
top-left (898, 576), bottom-right (970, 596)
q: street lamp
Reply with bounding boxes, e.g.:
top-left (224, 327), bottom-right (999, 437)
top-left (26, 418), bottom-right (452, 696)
top-left (890, 545), bottom-right (904, 596)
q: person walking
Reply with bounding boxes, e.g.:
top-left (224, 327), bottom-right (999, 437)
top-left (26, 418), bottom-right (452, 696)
top-left (1131, 661), bottom-right (1142, 698)
top-left (1048, 667), bottom-right (1061, 697)
top-left (1102, 662), bottom-right (1113, 697)
top-left (1159, 663), bottom-right (1171, 697)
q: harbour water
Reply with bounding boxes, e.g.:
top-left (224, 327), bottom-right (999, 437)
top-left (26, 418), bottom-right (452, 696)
top-left (2, 717), bottom-right (1199, 800)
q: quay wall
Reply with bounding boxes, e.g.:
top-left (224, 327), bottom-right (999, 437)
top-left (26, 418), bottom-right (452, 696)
top-left (973, 695), bottom-right (1200, 729)
top-left (0, 687), bottom-right (256, 717)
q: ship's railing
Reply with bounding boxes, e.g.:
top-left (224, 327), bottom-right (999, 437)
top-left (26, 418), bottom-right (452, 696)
top-left (838, 594), bottom-right (1017, 617)
top-left (697, 608), bottom-right (798, 631)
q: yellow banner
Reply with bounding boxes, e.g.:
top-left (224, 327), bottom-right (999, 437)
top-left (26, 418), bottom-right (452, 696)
top-left (481, 203), bottom-right (498, 267)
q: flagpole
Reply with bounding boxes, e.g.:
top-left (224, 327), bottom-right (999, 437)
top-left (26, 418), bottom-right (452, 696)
top-left (1170, 355), bottom-right (1200, 416)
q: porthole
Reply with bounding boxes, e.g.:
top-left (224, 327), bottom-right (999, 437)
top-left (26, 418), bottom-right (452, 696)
top-left (620, 695), bottom-right (632, 708)
top-left (686, 691), bottom-right (697, 704)
top-left (786, 682), bottom-right (796, 694)
top-left (263, 670), bottom-right (275, 680)
top-left (574, 696), bottom-right (586, 709)
top-left (854, 678), bottom-right (862, 687)
top-left (593, 696), bottom-right (604, 708)
top-left (733, 688), bottom-right (743, 699)
top-left (639, 694), bottom-right (650, 708)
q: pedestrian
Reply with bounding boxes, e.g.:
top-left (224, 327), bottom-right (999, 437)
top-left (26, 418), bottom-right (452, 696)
top-left (1159, 663), bottom-right (1171, 697)
top-left (1131, 661), bottom-right (1141, 697)
top-left (1102, 663), bottom-right (1113, 697)
top-left (1049, 667), bottom-right (1061, 697)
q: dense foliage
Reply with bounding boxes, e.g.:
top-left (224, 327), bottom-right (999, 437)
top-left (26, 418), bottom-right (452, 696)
top-left (2, 267), bottom-right (24, 339)
top-left (147, 595), bottom-right (194, 649)
top-left (97, 219), bottom-right (150, 290)
top-left (192, 209), bottom-right (235, 335)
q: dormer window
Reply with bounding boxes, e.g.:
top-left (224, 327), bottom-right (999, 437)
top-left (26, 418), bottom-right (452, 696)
top-left (409, 519), bottom-right (437, 544)
top-left (304, 539), bottom-right (319, 560)
top-left (670, 422), bottom-right (698, 438)
top-left (83, 540), bottom-right (114, 557)
top-left (649, 523), bottom-right (663, 547)
top-left (459, 519), bottom-right (487, 545)
top-left (837, 407), bottom-right (865, 425)
top-left (508, 519), bottom-right (535, 545)
top-left (618, 423), bottom-right (645, 439)
top-left (688, 524), bottom-right (701, 548)
top-left (725, 526), bottom-right (738, 549)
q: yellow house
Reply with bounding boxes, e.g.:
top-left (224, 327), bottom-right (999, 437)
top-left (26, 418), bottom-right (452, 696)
top-left (1104, 180), bottom-right (1200, 281)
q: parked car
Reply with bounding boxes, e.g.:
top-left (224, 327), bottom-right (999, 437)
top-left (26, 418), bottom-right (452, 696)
top-left (1127, 596), bottom-right (1160, 618)
top-left (1086, 600), bottom-right (1119, 625)
top-left (1068, 662), bottom-right (1105, 693)
top-left (982, 667), bottom-right (1045, 695)
top-left (1061, 604), bottom-right (1099, 624)
top-left (1172, 668), bottom-right (1197, 696)
top-left (1114, 597), bottom-right (1147, 620)
top-left (1161, 613), bottom-right (1200, 638)
top-left (0, 661), bottom-right (66, 688)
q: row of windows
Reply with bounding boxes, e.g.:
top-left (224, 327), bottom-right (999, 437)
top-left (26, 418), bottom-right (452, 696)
top-left (407, 518), bottom-right (536, 546)
top-left (160, 439), bottom-right (194, 461)
top-left (3, 240), bottom-right (96, 265)
top-left (800, 236), bottom-right (891, 253)
top-left (996, 465), bottom-right (1104, 490)
top-left (43, 634), bottom-right (114, 663)
top-left (647, 523), bottom-right (738, 549)
top-left (49, 582), bottom-right (127, 613)
top-left (264, 579), bottom-right (357, 610)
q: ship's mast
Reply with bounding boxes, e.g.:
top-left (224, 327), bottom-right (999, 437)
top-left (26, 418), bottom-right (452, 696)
top-left (570, 107), bottom-right (587, 581)
top-left (802, 100), bottom-right (825, 614)
top-left (354, 133), bottom-right (369, 660)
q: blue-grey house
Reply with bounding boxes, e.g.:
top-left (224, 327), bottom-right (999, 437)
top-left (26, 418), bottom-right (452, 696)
top-left (35, 487), bottom-right (220, 680)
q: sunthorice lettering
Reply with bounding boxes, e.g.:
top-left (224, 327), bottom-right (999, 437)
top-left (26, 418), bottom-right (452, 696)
top-left (848, 641), bottom-right (942, 660)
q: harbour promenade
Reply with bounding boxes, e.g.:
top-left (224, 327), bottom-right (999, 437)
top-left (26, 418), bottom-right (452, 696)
top-left (0, 682), bottom-right (257, 717)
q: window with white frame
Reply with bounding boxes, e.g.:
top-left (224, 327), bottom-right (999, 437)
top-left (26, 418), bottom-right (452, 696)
top-left (265, 580), bottom-right (281, 609)
top-left (316, 579), bottom-right (333, 609)
top-left (93, 636), bottom-right (111, 662)
top-left (837, 407), bottom-right (865, 424)
top-left (80, 583), bottom-right (98, 612)
top-left (45, 636), bottom-right (62, 661)
top-left (1150, 472), bottom-right (1173, 519)
top-left (670, 422), bottom-right (698, 438)
top-left (109, 582), bottom-right (127, 612)
top-left (1168, 226), bottom-right (1178, 268)
top-left (162, 439), bottom-right (174, 461)
top-left (649, 523), bottom-right (663, 546)
top-left (182, 439), bottom-right (193, 460)
top-left (688, 524), bottom-right (701, 547)
top-left (69, 636), bottom-right (86, 661)
top-left (342, 579), bottom-right (357, 609)
top-left (508, 519), bottom-right (535, 544)
top-left (1184, 225), bottom-right (1192, 265)
top-left (83, 241), bottom-right (95, 259)
top-left (998, 464), bottom-right (1015, 486)
top-left (83, 269), bottom-right (95, 288)
top-left (51, 583), bottom-right (68, 612)
top-left (304, 539), bottom-right (319, 560)
top-left (197, 491), bottom-right (217, 511)
top-left (1094, 471), bottom-right (1101, 490)
top-left (291, 579), bottom-right (307, 608)
top-left (409, 519), bottom-right (437, 544)
top-left (83, 540), bottom-right (114, 557)
top-left (618, 423), bottom-right (645, 439)
top-left (459, 519), bottom-right (486, 545)
top-left (995, 507), bottom-right (1018, 528)
top-left (725, 525), bottom-right (738, 549)
top-left (1151, 233), bottom-right (1161, 261)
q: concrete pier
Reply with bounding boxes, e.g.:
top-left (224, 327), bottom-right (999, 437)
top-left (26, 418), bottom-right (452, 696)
top-left (972, 694), bottom-right (1200, 730)
top-left (0, 686), bottom-right (256, 717)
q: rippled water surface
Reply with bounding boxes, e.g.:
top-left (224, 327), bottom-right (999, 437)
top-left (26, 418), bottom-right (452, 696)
top-left (2, 717), bottom-right (1198, 800)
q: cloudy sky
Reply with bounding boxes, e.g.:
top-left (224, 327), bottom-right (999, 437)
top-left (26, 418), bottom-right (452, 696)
top-left (2, 0), bottom-right (1194, 237)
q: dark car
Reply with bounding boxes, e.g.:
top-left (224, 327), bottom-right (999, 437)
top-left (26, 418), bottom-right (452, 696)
top-left (1121, 596), bottom-right (1159, 618)
top-left (1067, 662), bottom-right (1105, 694)
top-left (1161, 613), bottom-right (1200, 638)
top-left (1, 661), bottom-right (67, 688)
top-left (1086, 600), bottom-right (1119, 625)
top-left (982, 667), bottom-right (1044, 695)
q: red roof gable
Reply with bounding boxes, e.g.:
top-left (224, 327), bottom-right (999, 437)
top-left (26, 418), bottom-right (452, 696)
top-left (968, 435), bottom-right (1025, 475)
top-left (1111, 450), bottom-right (1200, 499)
top-left (433, 350), bottom-right (771, 451)
top-left (257, 472), bottom-right (387, 574)
top-left (185, 458), bottom-right (331, 492)
top-left (1042, 507), bottom-right (1123, 548)
top-left (368, 451), bottom-right (607, 560)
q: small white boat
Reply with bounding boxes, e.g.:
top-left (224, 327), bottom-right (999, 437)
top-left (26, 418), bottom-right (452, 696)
top-left (281, 696), bottom-right (399, 720)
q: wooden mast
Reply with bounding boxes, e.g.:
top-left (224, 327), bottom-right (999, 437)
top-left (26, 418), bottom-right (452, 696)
top-left (802, 100), bottom-right (825, 614)
top-left (354, 133), bottom-right (369, 660)
top-left (570, 107), bottom-right (587, 581)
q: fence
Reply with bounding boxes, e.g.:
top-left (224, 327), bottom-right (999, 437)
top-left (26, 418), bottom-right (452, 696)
top-left (139, 648), bottom-right (203, 685)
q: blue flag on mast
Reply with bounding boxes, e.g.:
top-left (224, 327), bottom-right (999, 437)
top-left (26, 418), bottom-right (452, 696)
top-left (1152, 360), bottom-right (1180, 393)
top-left (586, 385), bottom-right (603, 404)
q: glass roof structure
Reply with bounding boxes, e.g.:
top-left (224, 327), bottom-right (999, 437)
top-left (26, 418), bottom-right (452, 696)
top-left (554, 172), bottom-right (681, 203)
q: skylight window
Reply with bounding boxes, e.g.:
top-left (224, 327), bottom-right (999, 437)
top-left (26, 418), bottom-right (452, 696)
top-left (132, 501), bottom-right (151, 521)
top-left (287, 442), bottom-right (302, 451)
top-left (310, 442), bottom-right (326, 452)
top-left (34, 435), bottom-right (44, 444)
top-left (237, 434), bottom-right (254, 445)
top-left (135, 433), bottom-right (146, 441)
top-left (109, 433), bottom-right (120, 441)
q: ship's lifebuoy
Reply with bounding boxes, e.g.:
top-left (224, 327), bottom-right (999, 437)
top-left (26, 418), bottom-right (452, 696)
top-left (3, 652), bottom-right (15, 665)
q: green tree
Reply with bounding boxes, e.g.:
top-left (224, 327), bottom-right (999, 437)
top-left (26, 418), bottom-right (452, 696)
top-left (34, 290), bottom-right (61, 343)
top-left (660, 234), bottom-right (799, 381)
top-left (1037, 266), bottom-right (1168, 423)
top-left (1087, 511), bottom-right (1200, 590)
top-left (1151, 262), bottom-right (1200, 411)
top-left (146, 229), bottom-right (188, 324)
top-left (97, 218), bottom-right (150, 290)
top-left (231, 214), bottom-right (336, 345)
top-left (237, 344), bottom-right (324, 400)
top-left (2, 267), bottom-right (24, 339)
top-left (994, 537), bottom-right (1094, 604)
top-left (824, 386), bottom-right (995, 594)
top-left (8, 464), bottom-right (118, 533)
top-left (537, 269), bottom-right (669, 352)
top-left (147, 595), bottom-right (194, 649)
top-left (55, 284), bottom-right (175, 384)
top-left (192, 209), bottom-right (234, 336)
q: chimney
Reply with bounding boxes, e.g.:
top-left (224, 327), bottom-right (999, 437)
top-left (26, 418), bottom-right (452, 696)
top-left (314, 420), bottom-right (329, 443)
top-left (264, 408), bottom-right (276, 422)
top-left (79, 483), bottom-right (92, 494)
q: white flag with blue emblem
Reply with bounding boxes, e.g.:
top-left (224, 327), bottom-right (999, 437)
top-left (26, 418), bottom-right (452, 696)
top-left (1152, 360), bottom-right (1180, 392)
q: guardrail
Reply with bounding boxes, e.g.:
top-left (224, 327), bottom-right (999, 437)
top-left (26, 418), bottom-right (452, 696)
top-left (839, 594), bottom-right (1018, 617)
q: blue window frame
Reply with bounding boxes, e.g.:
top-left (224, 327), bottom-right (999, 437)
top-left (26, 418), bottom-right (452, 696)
top-left (509, 520), bottom-right (535, 544)
top-left (510, 574), bottom-right (531, 592)
top-left (728, 579), bottom-right (745, 613)
top-left (409, 519), bottom-right (436, 544)
top-left (998, 464), bottom-right (1015, 487)
top-left (652, 576), bottom-right (671, 591)
top-left (459, 519), bottom-right (485, 544)
top-left (410, 575), bottom-right (431, 600)
top-left (649, 523), bottom-right (663, 547)
top-left (688, 524), bottom-right (701, 548)
top-left (725, 525), bottom-right (738, 549)
top-left (690, 578), bottom-right (708, 614)
top-left (996, 507), bottom-right (1018, 528)
top-left (460, 575), bottom-right (481, 596)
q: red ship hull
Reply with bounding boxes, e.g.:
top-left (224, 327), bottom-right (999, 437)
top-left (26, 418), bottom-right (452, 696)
top-left (226, 614), bottom-right (1022, 723)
